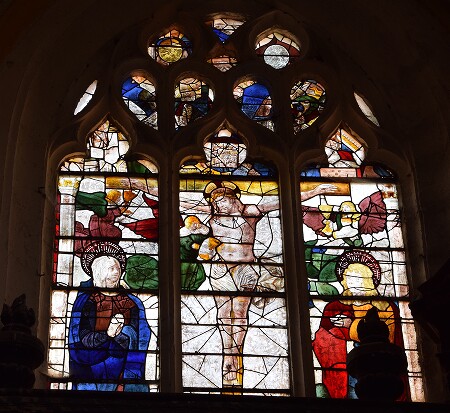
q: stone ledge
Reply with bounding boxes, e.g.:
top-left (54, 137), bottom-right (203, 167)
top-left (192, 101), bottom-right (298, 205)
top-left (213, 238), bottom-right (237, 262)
top-left (0, 390), bottom-right (447, 413)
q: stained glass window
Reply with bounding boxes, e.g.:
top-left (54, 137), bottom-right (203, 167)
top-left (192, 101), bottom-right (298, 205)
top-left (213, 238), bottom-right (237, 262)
top-left (74, 80), bottom-right (97, 115)
top-left (179, 128), bottom-right (289, 395)
top-left (174, 77), bottom-right (214, 129)
top-left (233, 80), bottom-right (274, 131)
top-left (206, 17), bottom-right (245, 43)
top-left (207, 55), bottom-right (238, 72)
top-left (255, 32), bottom-right (301, 69)
top-left (300, 128), bottom-right (423, 401)
top-left (122, 75), bottom-right (157, 129)
top-left (49, 120), bottom-right (160, 391)
top-left (354, 92), bottom-right (380, 126)
top-left (148, 29), bottom-right (192, 66)
top-left (51, 10), bottom-right (429, 400)
top-left (290, 80), bottom-right (326, 132)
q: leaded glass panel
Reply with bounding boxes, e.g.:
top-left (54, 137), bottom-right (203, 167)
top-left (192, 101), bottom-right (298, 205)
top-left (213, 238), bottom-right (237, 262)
top-left (122, 75), bottom-right (157, 129)
top-left (175, 78), bottom-right (214, 129)
top-left (325, 129), bottom-right (366, 168)
top-left (148, 29), bottom-right (192, 66)
top-left (255, 32), bottom-right (301, 69)
top-left (179, 128), bottom-right (289, 395)
top-left (207, 55), bottom-right (238, 72)
top-left (233, 80), bottom-right (274, 131)
top-left (206, 17), bottom-right (245, 43)
top-left (300, 129), bottom-right (423, 400)
top-left (49, 120), bottom-right (160, 392)
top-left (290, 80), bottom-right (326, 132)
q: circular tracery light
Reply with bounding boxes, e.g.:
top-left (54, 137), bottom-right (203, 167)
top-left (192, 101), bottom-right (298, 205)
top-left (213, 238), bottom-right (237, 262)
top-left (255, 32), bottom-right (301, 69)
top-left (263, 44), bottom-right (289, 68)
top-left (148, 29), bottom-right (192, 66)
top-left (158, 38), bottom-right (183, 62)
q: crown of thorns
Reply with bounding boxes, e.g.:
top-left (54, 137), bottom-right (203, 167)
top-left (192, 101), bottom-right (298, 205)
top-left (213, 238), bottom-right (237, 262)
top-left (81, 241), bottom-right (127, 277)
top-left (335, 250), bottom-right (381, 287)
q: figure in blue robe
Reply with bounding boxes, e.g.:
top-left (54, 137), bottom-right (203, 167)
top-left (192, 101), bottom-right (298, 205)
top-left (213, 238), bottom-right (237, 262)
top-left (69, 280), bottom-right (151, 391)
top-left (68, 242), bottom-right (151, 392)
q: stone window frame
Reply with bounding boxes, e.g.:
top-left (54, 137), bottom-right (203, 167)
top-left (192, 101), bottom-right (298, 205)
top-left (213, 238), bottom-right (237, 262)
top-left (39, 5), bottom-right (426, 398)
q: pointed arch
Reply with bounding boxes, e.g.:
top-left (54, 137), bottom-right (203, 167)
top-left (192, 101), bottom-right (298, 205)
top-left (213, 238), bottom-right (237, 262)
top-left (48, 119), bottom-right (160, 391)
top-left (179, 127), bottom-right (289, 395)
top-left (299, 128), bottom-right (423, 400)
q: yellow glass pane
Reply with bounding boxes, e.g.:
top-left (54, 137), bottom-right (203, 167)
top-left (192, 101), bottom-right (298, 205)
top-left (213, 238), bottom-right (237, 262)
top-left (159, 38), bottom-right (183, 62)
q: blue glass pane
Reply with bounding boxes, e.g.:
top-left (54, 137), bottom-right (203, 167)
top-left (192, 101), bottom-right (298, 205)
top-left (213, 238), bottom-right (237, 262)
top-left (213, 28), bottom-right (229, 43)
top-left (122, 76), bottom-right (157, 128)
top-left (234, 81), bottom-right (273, 130)
top-left (207, 17), bottom-right (244, 44)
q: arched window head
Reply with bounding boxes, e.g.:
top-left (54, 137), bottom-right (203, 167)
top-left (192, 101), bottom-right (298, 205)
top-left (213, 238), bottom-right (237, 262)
top-left (49, 119), bottom-right (160, 391)
top-left (325, 128), bottom-right (366, 169)
top-left (179, 128), bottom-right (288, 394)
top-left (174, 77), bottom-right (214, 129)
top-left (233, 79), bottom-right (274, 130)
top-left (354, 92), bottom-right (380, 126)
top-left (299, 130), bottom-right (423, 401)
top-left (255, 32), bottom-right (301, 69)
top-left (203, 128), bottom-right (247, 171)
top-left (206, 16), bottom-right (245, 43)
top-left (85, 120), bottom-right (130, 171)
top-left (74, 80), bottom-right (97, 115)
top-left (122, 75), bottom-right (157, 129)
top-left (290, 80), bottom-right (326, 132)
top-left (148, 29), bottom-right (192, 66)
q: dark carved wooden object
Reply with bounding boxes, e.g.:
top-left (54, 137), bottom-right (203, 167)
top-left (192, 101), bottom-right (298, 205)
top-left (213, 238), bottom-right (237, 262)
top-left (347, 307), bottom-right (408, 400)
top-left (0, 294), bottom-right (45, 388)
